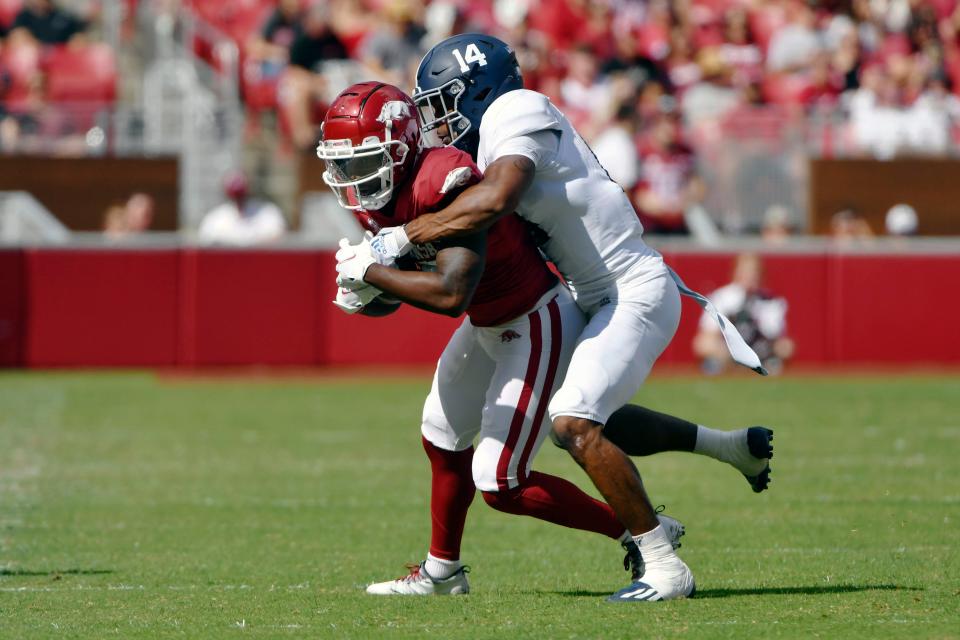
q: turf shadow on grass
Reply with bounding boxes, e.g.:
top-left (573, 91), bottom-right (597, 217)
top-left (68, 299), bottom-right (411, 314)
top-left (0, 568), bottom-right (114, 577)
top-left (551, 584), bottom-right (919, 599)
top-left (691, 584), bottom-right (920, 598)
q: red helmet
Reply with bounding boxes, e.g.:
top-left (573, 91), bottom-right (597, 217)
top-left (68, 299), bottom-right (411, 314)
top-left (316, 82), bottom-right (421, 211)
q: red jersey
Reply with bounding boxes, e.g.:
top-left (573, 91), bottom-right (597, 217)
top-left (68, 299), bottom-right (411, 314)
top-left (355, 147), bottom-right (557, 326)
top-left (634, 141), bottom-right (695, 233)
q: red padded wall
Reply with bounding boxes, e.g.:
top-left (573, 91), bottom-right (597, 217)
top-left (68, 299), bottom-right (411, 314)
top-left (6, 248), bottom-right (959, 369)
top-left (0, 249), bottom-right (24, 366)
top-left (322, 301), bottom-right (461, 366)
top-left (181, 250), bottom-right (320, 365)
top-left (830, 255), bottom-right (960, 363)
top-left (23, 249), bottom-right (180, 366)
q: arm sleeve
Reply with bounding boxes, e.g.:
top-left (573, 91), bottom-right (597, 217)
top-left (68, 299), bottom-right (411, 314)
top-left (288, 37), bottom-right (310, 69)
top-left (69, 12), bottom-right (87, 35)
top-left (11, 11), bottom-right (29, 30)
top-left (491, 129), bottom-right (560, 169)
top-left (261, 12), bottom-right (281, 40)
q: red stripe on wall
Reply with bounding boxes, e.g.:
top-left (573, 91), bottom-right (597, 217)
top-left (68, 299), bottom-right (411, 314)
top-left (496, 308), bottom-right (543, 491)
top-left (516, 298), bottom-right (562, 481)
top-left (0, 250), bottom-right (24, 367)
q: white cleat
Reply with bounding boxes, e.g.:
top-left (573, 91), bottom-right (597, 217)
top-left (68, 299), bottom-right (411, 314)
top-left (622, 509), bottom-right (686, 581)
top-left (608, 555), bottom-right (696, 602)
top-left (365, 562), bottom-right (470, 596)
top-left (658, 512), bottom-right (686, 550)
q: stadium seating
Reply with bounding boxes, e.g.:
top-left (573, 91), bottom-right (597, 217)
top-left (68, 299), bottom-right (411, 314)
top-left (747, 4), bottom-right (787, 53)
top-left (186, 0), bottom-right (278, 109)
top-left (189, 0), bottom-right (274, 46)
top-left (44, 43), bottom-right (118, 105)
top-left (0, 0), bottom-right (21, 30)
top-left (241, 58), bottom-right (280, 111)
top-left (0, 39), bottom-right (40, 110)
top-left (761, 73), bottom-right (816, 106)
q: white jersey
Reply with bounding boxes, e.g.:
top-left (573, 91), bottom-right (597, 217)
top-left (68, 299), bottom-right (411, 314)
top-left (477, 89), bottom-right (663, 312)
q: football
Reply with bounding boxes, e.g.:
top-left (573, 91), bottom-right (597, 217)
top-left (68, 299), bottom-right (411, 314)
top-left (358, 256), bottom-right (419, 317)
top-left (360, 294), bottom-right (402, 317)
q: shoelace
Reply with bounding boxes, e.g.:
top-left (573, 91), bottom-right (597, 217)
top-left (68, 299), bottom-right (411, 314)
top-left (398, 563), bottom-right (423, 583)
top-left (396, 562), bottom-right (471, 583)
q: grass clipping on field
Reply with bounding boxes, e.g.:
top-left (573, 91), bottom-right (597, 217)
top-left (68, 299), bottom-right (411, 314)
top-left (0, 372), bottom-right (958, 638)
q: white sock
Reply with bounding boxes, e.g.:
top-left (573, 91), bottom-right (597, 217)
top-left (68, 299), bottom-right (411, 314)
top-left (693, 425), bottom-right (766, 475)
top-left (424, 553), bottom-right (461, 580)
top-left (631, 524), bottom-right (675, 563)
top-left (618, 530), bottom-right (633, 546)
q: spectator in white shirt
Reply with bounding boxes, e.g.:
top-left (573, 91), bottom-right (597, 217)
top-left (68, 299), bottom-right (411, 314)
top-left (198, 172), bottom-right (287, 246)
top-left (766, 3), bottom-right (821, 73)
top-left (560, 44), bottom-right (612, 114)
top-left (592, 104), bottom-right (640, 190)
top-left (693, 253), bottom-right (794, 375)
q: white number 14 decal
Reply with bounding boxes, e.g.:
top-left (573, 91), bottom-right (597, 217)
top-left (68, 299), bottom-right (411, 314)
top-left (451, 43), bottom-right (487, 72)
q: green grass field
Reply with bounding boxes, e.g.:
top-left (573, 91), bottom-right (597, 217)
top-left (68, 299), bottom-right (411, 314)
top-left (1, 371), bottom-right (958, 638)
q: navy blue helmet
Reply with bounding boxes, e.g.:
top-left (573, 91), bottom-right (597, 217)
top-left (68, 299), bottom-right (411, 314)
top-left (413, 33), bottom-right (523, 156)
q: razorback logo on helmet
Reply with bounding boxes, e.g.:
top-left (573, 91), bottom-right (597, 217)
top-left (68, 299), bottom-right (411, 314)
top-left (316, 82), bottom-right (421, 211)
top-left (377, 100), bottom-right (411, 123)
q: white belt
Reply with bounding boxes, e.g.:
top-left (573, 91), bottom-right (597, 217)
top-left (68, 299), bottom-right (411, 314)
top-left (666, 266), bottom-right (768, 376)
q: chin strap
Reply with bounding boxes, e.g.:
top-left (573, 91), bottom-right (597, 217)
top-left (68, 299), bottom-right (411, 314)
top-left (666, 266), bottom-right (768, 376)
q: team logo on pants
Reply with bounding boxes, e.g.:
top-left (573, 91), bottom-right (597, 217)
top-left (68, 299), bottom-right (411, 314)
top-left (500, 330), bottom-right (521, 343)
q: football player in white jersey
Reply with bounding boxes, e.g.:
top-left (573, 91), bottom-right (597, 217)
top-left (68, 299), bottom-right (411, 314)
top-left (368, 34), bottom-right (770, 602)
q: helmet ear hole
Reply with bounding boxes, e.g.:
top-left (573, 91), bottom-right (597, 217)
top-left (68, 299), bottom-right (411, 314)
top-left (473, 87), bottom-right (491, 102)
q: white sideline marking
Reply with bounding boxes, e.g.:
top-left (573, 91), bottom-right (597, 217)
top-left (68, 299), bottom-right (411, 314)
top-left (710, 545), bottom-right (953, 554)
top-left (0, 582), bottom-right (313, 593)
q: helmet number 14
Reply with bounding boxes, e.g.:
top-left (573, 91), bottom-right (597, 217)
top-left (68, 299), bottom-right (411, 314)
top-left (451, 44), bottom-right (488, 73)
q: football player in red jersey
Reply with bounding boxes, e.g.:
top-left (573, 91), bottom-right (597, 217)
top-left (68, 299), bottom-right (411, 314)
top-left (317, 82), bottom-right (686, 595)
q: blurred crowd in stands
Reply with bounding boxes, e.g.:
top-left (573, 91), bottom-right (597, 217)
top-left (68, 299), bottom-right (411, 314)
top-left (3, 0), bottom-right (958, 239)
top-left (0, 0), bottom-right (117, 154)
top-left (226, 0), bottom-right (960, 234)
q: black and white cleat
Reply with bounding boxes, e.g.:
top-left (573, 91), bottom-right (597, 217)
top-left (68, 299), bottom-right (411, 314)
top-left (742, 426), bottom-right (774, 493)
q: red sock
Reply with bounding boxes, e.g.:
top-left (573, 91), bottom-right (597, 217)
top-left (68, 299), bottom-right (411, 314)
top-left (481, 471), bottom-right (624, 539)
top-left (422, 437), bottom-right (476, 560)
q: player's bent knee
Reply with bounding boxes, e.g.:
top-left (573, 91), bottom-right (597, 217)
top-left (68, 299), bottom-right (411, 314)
top-left (549, 428), bottom-right (564, 448)
top-left (551, 415), bottom-right (602, 456)
top-left (480, 489), bottom-right (501, 507)
top-left (480, 487), bottom-right (521, 514)
top-left (470, 441), bottom-right (502, 493)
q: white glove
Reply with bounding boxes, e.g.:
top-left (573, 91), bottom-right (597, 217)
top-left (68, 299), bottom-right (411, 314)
top-left (335, 235), bottom-right (379, 290)
top-left (332, 285), bottom-right (382, 314)
top-left (370, 225), bottom-right (413, 261)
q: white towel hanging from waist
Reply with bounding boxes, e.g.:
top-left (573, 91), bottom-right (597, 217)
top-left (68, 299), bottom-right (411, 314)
top-left (666, 266), bottom-right (768, 376)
